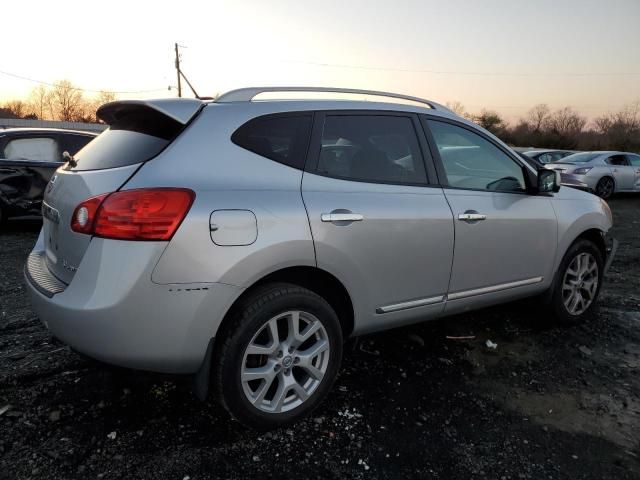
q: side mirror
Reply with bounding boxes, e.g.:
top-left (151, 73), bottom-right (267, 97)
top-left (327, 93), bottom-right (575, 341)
top-left (538, 169), bottom-right (561, 193)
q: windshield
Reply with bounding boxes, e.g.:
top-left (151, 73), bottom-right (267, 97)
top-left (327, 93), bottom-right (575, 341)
top-left (553, 152), bottom-right (600, 163)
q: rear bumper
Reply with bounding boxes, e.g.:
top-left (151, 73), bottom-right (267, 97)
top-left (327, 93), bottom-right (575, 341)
top-left (25, 234), bottom-right (242, 374)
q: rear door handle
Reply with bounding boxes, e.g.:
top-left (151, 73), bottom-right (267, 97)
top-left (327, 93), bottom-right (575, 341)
top-left (0, 168), bottom-right (17, 174)
top-left (458, 212), bottom-right (487, 222)
top-left (321, 212), bottom-right (364, 223)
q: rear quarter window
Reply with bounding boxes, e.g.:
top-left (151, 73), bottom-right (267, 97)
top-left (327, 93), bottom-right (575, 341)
top-left (231, 114), bottom-right (312, 170)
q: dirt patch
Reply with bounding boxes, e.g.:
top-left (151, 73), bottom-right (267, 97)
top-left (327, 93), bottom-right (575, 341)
top-left (1, 195), bottom-right (640, 479)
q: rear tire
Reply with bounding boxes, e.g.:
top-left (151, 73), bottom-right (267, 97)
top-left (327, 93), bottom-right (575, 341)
top-left (550, 239), bottom-right (604, 326)
top-left (213, 283), bottom-right (343, 430)
top-left (595, 176), bottom-right (615, 199)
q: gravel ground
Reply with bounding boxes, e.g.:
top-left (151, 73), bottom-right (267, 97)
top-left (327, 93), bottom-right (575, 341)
top-left (1, 195), bottom-right (639, 480)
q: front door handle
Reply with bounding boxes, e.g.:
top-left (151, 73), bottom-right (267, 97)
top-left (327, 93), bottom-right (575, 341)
top-left (458, 211), bottom-right (487, 222)
top-left (321, 212), bottom-right (364, 223)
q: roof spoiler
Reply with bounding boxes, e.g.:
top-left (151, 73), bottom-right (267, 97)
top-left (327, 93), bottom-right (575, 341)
top-left (97, 98), bottom-right (204, 126)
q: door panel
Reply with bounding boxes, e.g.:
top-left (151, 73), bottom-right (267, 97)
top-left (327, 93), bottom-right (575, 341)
top-left (606, 155), bottom-right (633, 190)
top-left (302, 173), bottom-right (454, 334)
top-left (625, 155), bottom-right (640, 190)
top-left (422, 117), bottom-right (557, 311)
top-left (443, 189), bottom-right (557, 296)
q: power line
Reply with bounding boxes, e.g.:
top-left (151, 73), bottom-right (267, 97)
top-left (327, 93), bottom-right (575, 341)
top-left (0, 69), bottom-right (167, 94)
top-left (283, 60), bottom-right (640, 77)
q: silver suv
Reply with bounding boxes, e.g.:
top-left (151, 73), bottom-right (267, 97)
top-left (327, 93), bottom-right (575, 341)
top-left (25, 87), bottom-right (617, 429)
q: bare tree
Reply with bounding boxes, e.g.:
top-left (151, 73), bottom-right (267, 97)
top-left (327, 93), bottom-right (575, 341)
top-left (75, 90), bottom-right (117, 123)
top-left (472, 109), bottom-right (507, 135)
top-left (49, 80), bottom-right (85, 121)
top-left (446, 101), bottom-right (468, 118)
top-left (594, 101), bottom-right (640, 151)
top-left (527, 104), bottom-right (551, 133)
top-left (28, 85), bottom-right (51, 120)
top-left (2, 100), bottom-right (29, 118)
top-left (545, 107), bottom-right (587, 137)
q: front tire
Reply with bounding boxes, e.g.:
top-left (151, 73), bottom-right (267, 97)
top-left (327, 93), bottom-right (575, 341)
top-left (550, 239), bottom-right (604, 325)
top-left (595, 176), bottom-right (615, 199)
top-left (214, 283), bottom-right (343, 430)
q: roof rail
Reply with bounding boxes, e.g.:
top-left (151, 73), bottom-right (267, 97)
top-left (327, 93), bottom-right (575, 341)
top-left (215, 86), bottom-right (451, 112)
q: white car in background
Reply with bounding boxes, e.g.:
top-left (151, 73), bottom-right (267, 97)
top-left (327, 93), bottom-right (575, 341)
top-left (548, 151), bottom-right (640, 199)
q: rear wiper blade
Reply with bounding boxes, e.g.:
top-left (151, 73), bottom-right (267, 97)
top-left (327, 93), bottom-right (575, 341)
top-left (62, 151), bottom-right (77, 168)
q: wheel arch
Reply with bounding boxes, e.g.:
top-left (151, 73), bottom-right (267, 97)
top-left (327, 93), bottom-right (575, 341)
top-left (216, 266), bottom-right (355, 344)
top-left (572, 228), bottom-right (607, 259)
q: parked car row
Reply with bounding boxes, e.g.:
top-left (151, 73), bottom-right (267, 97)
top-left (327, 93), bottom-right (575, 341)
top-left (0, 128), bottom-right (96, 224)
top-left (515, 147), bottom-right (640, 199)
top-left (513, 147), bottom-right (576, 164)
top-left (546, 151), bottom-right (640, 199)
top-left (24, 87), bottom-right (617, 429)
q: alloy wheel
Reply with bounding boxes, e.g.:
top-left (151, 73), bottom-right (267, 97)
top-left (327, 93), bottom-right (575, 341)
top-left (561, 252), bottom-right (599, 315)
top-left (596, 177), bottom-right (614, 198)
top-left (241, 310), bottom-right (330, 414)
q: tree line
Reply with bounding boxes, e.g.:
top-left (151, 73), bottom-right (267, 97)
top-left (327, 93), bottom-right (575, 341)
top-left (0, 80), bottom-right (116, 123)
top-left (2, 82), bottom-right (639, 152)
top-left (447, 101), bottom-right (640, 153)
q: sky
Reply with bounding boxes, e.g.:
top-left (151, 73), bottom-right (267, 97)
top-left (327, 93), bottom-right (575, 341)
top-left (1, 0), bottom-right (639, 121)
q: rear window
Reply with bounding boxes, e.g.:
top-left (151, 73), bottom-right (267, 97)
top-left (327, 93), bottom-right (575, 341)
top-left (231, 114), bottom-right (312, 170)
top-left (72, 108), bottom-right (184, 171)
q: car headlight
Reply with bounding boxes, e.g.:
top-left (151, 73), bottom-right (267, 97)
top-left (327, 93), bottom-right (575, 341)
top-left (573, 167), bottom-right (592, 175)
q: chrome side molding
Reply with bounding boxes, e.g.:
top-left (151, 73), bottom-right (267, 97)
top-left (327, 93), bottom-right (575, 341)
top-left (376, 276), bottom-right (543, 314)
top-left (447, 276), bottom-right (543, 301)
top-left (376, 295), bottom-right (445, 314)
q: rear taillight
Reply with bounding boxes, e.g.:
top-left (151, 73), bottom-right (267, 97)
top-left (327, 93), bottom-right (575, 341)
top-left (71, 188), bottom-right (195, 241)
top-left (70, 194), bottom-right (107, 234)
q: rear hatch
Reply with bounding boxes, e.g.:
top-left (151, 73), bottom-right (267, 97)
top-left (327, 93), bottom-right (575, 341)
top-left (41, 99), bottom-right (203, 285)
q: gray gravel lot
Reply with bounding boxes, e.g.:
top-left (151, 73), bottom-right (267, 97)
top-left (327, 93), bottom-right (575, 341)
top-left (1, 195), bottom-right (639, 479)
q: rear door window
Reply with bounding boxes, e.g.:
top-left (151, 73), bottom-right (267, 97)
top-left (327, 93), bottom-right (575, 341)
top-left (606, 155), bottom-right (629, 166)
top-left (232, 114), bottom-right (312, 170)
top-left (316, 114), bottom-right (427, 184)
top-left (2, 137), bottom-right (61, 162)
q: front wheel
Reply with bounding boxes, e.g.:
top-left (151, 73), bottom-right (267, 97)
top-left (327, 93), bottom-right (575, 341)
top-left (595, 176), bottom-right (615, 199)
top-left (550, 239), bottom-right (604, 325)
top-left (214, 283), bottom-right (343, 430)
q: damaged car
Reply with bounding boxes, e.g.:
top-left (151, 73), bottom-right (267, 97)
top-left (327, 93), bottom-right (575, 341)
top-left (0, 128), bottom-right (96, 224)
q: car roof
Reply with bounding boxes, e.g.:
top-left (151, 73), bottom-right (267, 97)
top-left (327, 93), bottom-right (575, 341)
top-left (0, 127), bottom-right (97, 136)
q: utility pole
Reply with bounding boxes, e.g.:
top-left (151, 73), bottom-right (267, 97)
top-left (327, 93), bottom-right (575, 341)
top-left (174, 42), bottom-right (182, 98)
